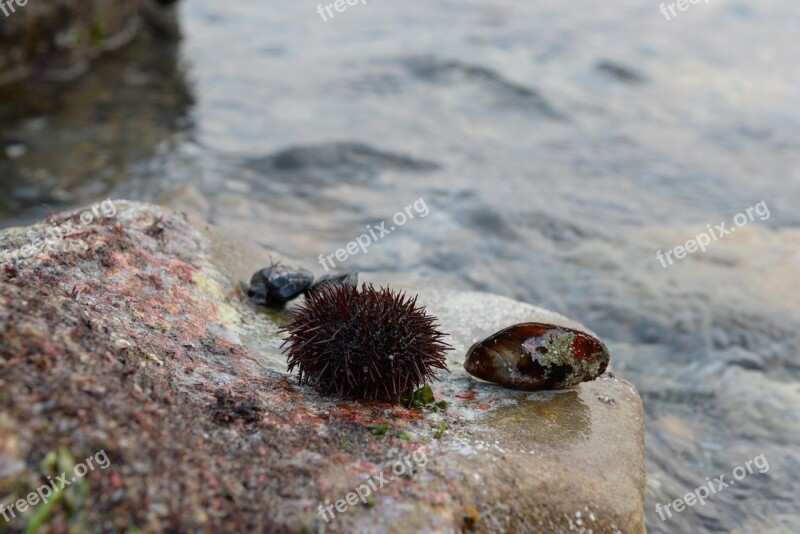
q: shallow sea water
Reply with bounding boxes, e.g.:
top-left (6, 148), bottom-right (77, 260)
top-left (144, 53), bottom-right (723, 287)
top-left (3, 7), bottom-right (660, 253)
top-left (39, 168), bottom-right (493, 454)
top-left (1, 1), bottom-right (799, 532)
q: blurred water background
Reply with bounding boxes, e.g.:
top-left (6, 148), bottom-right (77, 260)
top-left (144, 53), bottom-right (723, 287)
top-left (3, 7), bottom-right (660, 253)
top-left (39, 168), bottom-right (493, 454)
top-left (1, 1), bottom-right (799, 532)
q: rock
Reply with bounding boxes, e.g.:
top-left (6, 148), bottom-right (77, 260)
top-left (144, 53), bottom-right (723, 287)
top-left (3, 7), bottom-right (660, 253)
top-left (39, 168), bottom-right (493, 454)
top-left (464, 323), bottom-right (610, 390)
top-left (0, 201), bottom-right (645, 533)
top-left (0, 0), bottom-right (175, 86)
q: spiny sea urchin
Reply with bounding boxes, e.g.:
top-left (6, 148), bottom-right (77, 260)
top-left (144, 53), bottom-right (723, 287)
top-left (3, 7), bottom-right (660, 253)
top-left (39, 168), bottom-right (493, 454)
top-left (279, 283), bottom-right (452, 402)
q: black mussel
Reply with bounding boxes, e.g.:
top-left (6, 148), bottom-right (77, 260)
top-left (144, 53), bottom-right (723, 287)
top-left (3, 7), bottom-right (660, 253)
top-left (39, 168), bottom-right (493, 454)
top-left (464, 323), bottom-right (610, 391)
top-left (306, 271), bottom-right (358, 295)
top-left (247, 265), bottom-right (314, 308)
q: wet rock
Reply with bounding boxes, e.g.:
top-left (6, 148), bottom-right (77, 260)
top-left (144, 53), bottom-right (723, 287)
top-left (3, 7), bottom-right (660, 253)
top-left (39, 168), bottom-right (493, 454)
top-left (0, 0), bottom-right (177, 86)
top-left (595, 60), bottom-right (647, 84)
top-left (404, 57), bottom-right (563, 119)
top-left (464, 323), bottom-right (610, 390)
top-left (244, 142), bottom-right (440, 188)
top-left (0, 413), bottom-right (28, 496)
top-left (0, 201), bottom-right (645, 533)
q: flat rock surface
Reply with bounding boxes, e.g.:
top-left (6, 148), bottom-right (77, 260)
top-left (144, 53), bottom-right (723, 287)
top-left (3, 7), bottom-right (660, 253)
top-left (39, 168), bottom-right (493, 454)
top-left (0, 201), bottom-right (645, 533)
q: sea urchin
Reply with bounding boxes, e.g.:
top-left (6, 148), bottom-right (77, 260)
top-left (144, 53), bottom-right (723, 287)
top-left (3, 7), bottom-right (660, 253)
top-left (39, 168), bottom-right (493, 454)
top-left (280, 283), bottom-right (452, 402)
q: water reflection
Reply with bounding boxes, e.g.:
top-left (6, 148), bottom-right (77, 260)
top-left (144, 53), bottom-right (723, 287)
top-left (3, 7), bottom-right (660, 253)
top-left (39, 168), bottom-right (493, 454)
top-left (487, 390), bottom-right (591, 447)
top-left (0, 22), bottom-right (193, 224)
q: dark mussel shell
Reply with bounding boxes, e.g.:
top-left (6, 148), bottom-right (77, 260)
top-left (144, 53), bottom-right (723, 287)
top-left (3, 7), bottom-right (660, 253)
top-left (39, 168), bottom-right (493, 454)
top-left (248, 265), bottom-right (314, 308)
top-left (464, 323), bottom-right (610, 391)
top-left (305, 271), bottom-right (358, 295)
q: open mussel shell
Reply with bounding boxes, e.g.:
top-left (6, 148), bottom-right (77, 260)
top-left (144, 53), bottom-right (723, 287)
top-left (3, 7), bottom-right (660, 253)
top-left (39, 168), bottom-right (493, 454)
top-left (464, 322), bottom-right (610, 391)
top-left (305, 271), bottom-right (358, 294)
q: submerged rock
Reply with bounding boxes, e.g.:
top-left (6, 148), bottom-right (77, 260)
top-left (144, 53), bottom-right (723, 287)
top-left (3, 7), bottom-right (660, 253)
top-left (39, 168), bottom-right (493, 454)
top-left (0, 0), bottom-right (178, 86)
top-left (464, 323), bottom-right (610, 390)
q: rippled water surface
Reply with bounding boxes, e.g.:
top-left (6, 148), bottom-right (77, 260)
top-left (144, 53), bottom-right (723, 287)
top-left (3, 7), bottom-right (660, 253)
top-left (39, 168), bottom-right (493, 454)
top-left (2, 1), bottom-right (799, 532)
